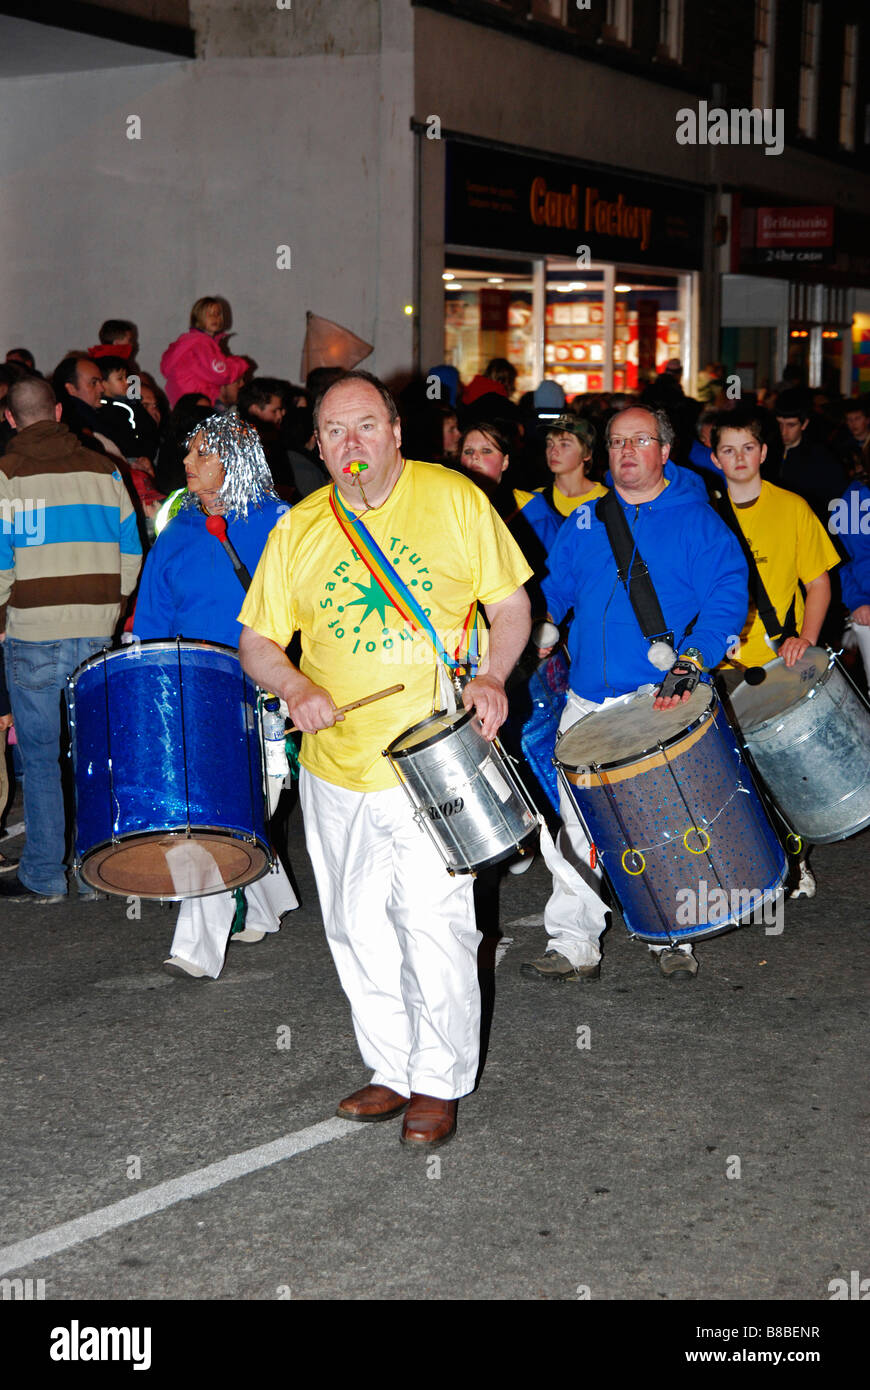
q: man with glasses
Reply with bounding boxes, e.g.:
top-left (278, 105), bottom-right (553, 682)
top-left (522, 406), bottom-right (748, 982)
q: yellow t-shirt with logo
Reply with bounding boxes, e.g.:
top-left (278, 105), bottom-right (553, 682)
top-left (724, 480), bottom-right (840, 669)
top-left (513, 480), bottom-right (609, 516)
top-left (239, 459), bottom-right (533, 792)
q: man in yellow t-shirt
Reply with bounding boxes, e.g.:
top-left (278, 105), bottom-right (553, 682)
top-left (711, 412), bottom-right (840, 898)
top-left (238, 371), bottom-right (532, 1150)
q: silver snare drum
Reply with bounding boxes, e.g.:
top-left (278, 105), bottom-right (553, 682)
top-left (729, 647), bottom-right (870, 844)
top-left (384, 707), bottom-right (538, 874)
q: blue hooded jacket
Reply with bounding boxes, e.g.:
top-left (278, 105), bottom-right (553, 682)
top-left (543, 462), bottom-right (748, 702)
top-left (516, 490), bottom-right (564, 555)
top-left (839, 479), bottom-right (870, 611)
top-left (134, 498), bottom-right (288, 648)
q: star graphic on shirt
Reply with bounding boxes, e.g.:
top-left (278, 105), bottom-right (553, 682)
top-left (344, 575), bottom-right (397, 627)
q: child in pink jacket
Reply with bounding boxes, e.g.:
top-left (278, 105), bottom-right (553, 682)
top-left (160, 297), bottom-right (249, 408)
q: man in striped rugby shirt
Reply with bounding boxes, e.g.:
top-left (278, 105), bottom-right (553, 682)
top-left (0, 375), bottom-right (141, 903)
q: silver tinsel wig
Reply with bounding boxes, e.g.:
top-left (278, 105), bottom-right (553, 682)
top-left (183, 409), bottom-right (277, 519)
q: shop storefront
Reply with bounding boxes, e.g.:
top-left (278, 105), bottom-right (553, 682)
top-left (442, 140), bottom-right (705, 401)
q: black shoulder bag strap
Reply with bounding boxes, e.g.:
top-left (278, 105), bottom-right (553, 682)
top-left (595, 491), bottom-right (674, 648)
top-left (715, 494), bottom-right (797, 642)
top-left (543, 482), bottom-right (560, 516)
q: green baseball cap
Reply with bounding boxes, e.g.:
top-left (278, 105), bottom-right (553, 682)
top-left (545, 414), bottom-right (597, 451)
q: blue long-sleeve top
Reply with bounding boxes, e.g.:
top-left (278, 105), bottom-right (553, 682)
top-left (839, 479), bottom-right (870, 611)
top-left (542, 462), bottom-right (749, 701)
top-left (133, 498), bottom-right (288, 648)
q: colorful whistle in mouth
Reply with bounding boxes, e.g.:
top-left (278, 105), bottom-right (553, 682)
top-left (343, 460), bottom-right (368, 476)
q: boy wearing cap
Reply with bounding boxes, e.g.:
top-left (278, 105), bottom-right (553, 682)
top-left (514, 415), bottom-right (607, 554)
top-left (711, 411), bottom-right (840, 898)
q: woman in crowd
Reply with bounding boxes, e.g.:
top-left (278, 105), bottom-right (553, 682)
top-left (134, 411), bottom-right (297, 979)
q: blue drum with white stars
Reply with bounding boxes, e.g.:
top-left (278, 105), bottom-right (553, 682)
top-left (555, 686), bottom-right (786, 944)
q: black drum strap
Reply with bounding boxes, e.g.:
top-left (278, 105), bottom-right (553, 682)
top-left (595, 491), bottom-right (674, 648)
top-left (715, 494), bottom-right (798, 642)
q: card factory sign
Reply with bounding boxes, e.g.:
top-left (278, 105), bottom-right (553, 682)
top-left (445, 141), bottom-right (705, 270)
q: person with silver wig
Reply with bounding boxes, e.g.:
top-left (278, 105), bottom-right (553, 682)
top-left (179, 410), bottom-right (278, 519)
top-left (133, 410), bottom-right (297, 981)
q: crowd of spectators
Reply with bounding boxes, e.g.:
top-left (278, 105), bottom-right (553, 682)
top-left (2, 306), bottom-right (866, 554)
top-left (0, 307), bottom-right (867, 685)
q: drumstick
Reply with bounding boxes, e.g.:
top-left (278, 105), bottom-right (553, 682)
top-left (286, 684), bottom-right (405, 734)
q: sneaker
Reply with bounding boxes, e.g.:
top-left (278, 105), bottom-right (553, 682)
top-left (788, 864), bottom-right (816, 899)
top-left (656, 947), bottom-right (698, 980)
top-left (232, 927), bottom-right (266, 943)
top-left (0, 874), bottom-right (65, 904)
top-left (0, 852), bottom-right (20, 875)
top-left (163, 956), bottom-right (210, 979)
top-left (520, 949), bottom-right (600, 982)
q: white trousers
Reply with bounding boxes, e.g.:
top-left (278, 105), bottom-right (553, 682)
top-left (543, 691), bottom-right (689, 964)
top-left (299, 768), bottom-right (481, 1100)
top-left (170, 858), bottom-right (298, 979)
top-left (543, 693), bottom-right (614, 968)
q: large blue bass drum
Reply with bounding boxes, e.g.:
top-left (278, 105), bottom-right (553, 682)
top-left (67, 640), bottom-right (270, 900)
top-left (555, 685), bottom-right (786, 944)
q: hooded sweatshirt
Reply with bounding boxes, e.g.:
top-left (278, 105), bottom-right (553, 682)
top-left (838, 478), bottom-right (870, 611)
top-left (133, 496), bottom-right (288, 648)
top-left (0, 420), bottom-right (142, 639)
top-left (160, 329), bottom-right (248, 408)
top-left (543, 461), bottom-right (748, 702)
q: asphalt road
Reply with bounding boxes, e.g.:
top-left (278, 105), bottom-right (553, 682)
top-left (0, 794), bottom-right (867, 1309)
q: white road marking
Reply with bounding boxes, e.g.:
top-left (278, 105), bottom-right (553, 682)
top-left (92, 975), bottom-right (173, 991)
top-left (1, 822), bottom-right (25, 841)
top-left (494, 936), bottom-right (513, 968)
top-left (506, 913), bottom-right (545, 927)
top-left (0, 1117), bottom-right (365, 1277)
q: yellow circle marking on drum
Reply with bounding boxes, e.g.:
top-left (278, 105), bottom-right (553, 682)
top-left (683, 827), bottom-right (711, 854)
top-left (786, 833), bottom-right (803, 855)
top-left (621, 849), bottom-right (646, 875)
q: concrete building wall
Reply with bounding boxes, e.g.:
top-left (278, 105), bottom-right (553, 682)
top-left (0, 0), bottom-right (415, 389)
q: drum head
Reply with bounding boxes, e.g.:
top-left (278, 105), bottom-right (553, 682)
top-left (556, 685), bottom-right (713, 770)
top-left (68, 637), bottom-right (240, 686)
top-left (730, 647), bottom-right (830, 731)
top-left (81, 831), bottom-right (270, 900)
top-left (387, 707), bottom-right (473, 757)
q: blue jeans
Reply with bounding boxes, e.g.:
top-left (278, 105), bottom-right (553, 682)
top-left (6, 636), bottom-right (111, 895)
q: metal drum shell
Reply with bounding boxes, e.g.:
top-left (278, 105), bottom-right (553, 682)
top-left (67, 640), bottom-right (270, 900)
top-left (731, 650), bottom-right (870, 844)
top-left (385, 707), bottom-right (538, 874)
top-left (555, 690), bottom-right (786, 945)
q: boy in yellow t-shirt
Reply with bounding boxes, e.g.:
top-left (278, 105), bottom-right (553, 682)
top-left (512, 416), bottom-right (608, 556)
top-left (711, 412), bottom-right (840, 897)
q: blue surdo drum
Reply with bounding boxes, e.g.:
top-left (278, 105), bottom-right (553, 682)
top-left (554, 685), bottom-right (786, 945)
top-left (67, 640), bottom-right (270, 899)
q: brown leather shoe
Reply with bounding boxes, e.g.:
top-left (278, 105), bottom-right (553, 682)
top-left (336, 1084), bottom-right (409, 1122)
top-left (399, 1093), bottom-right (458, 1149)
